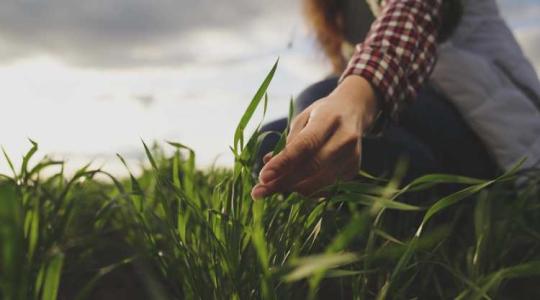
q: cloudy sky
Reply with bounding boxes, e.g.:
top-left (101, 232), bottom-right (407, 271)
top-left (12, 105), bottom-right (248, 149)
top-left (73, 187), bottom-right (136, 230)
top-left (0, 0), bottom-right (539, 174)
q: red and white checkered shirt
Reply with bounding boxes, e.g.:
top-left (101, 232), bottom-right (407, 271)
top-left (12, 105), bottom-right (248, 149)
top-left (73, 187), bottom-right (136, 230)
top-left (341, 0), bottom-right (443, 122)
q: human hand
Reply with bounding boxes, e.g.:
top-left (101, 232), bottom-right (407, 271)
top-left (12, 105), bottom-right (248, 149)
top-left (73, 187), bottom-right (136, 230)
top-left (251, 75), bottom-right (378, 199)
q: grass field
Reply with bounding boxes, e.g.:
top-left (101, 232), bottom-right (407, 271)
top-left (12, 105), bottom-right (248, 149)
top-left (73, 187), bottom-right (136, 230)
top-left (1, 62), bottom-right (540, 299)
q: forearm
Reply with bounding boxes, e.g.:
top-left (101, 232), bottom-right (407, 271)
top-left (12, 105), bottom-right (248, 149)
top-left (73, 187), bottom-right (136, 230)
top-left (340, 0), bottom-right (444, 122)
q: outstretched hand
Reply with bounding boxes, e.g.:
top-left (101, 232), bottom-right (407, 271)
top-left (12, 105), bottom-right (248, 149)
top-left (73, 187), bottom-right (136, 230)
top-left (251, 76), bottom-right (378, 199)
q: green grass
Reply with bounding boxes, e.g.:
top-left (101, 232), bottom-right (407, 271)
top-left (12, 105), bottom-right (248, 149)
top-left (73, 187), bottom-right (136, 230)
top-left (1, 61), bottom-right (540, 299)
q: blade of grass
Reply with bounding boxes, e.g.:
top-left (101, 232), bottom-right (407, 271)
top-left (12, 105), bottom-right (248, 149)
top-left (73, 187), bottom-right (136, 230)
top-left (233, 59), bottom-right (279, 153)
top-left (41, 253), bottom-right (64, 300)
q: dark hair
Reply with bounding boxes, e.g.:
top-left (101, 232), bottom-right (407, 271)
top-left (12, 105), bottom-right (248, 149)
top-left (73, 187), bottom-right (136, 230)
top-left (303, 0), bottom-right (463, 73)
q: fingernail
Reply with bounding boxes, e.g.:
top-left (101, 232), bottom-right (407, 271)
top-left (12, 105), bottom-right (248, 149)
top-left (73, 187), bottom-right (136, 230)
top-left (263, 153), bottom-right (273, 164)
top-left (251, 185), bottom-right (267, 200)
top-left (260, 169), bottom-right (277, 184)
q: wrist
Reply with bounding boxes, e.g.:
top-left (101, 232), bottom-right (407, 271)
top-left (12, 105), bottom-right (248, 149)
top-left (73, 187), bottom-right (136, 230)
top-left (331, 75), bottom-right (379, 132)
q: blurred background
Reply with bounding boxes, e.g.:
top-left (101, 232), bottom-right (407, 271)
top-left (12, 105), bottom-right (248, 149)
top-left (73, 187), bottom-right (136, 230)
top-left (0, 0), bottom-right (538, 174)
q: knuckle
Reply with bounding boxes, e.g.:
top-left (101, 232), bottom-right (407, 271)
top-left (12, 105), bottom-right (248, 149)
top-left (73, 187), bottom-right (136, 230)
top-left (279, 150), bottom-right (292, 165)
top-left (270, 152), bottom-right (289, 171)
top-left (301, 132), bottom-right (319, 151)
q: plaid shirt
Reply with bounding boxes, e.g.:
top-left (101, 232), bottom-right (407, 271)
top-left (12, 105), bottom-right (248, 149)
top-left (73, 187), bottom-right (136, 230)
top-left (341, 0), bottom-right (443, 122)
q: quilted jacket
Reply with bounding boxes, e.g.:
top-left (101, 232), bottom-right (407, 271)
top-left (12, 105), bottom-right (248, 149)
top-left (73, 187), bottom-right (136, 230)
top-left (430, 0), bottom-right (540, 170)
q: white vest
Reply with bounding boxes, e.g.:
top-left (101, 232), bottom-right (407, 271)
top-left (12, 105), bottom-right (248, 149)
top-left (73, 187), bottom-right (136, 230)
top-left (430, 0), bottom-right (540, 170)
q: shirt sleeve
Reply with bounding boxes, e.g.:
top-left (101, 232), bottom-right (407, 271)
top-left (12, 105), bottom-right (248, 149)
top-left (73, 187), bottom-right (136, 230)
top-left (340, 0), bottom-right (443, 122)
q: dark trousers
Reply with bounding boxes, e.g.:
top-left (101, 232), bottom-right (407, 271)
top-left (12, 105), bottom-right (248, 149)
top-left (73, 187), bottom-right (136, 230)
top-left (257, 77), bottom-right (498, 182)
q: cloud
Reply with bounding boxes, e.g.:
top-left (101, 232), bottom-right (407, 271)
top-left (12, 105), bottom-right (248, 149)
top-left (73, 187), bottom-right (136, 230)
top-left (2, 0), bottom-right (535, 73)
top-left (0, 0), bottom-right (294, 68)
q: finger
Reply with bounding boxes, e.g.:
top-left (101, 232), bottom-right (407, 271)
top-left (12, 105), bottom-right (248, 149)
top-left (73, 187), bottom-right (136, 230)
top-left (293, 164), bottom-right (340, 196)
top-left (264, 127), bottom-right (360, 192)
top-left (282, 128), bottom-right (360, 187)
top-left (251, 183), bottom-right (269, 200)
top-left (253, 153), bottom-right (359, 200)
top-left (262, 142), bottom-right (355, 198)
top-left (287, 109), bottom-right (310, 144)
top-left (294, 157), bottom-right (359, 196)
top-left (259, 113), bottom-right (339, 184)
top-left (258, 111), bottom-right (307, 185)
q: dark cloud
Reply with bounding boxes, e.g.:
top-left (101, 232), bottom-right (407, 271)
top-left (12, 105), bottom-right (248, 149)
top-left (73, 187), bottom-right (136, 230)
top-left (133, 94), bottom-right (155, 107)
top-left (0, 0), bottom-right (291, 68)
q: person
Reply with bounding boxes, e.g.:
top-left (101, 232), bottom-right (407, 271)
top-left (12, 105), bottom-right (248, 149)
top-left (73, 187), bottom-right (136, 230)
top-left (251, 0), bottom-right (540, 200)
